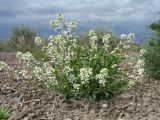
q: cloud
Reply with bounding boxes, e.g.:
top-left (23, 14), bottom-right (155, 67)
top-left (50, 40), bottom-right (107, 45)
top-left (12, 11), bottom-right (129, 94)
top-left (0, 0), bottom-right (160, 40)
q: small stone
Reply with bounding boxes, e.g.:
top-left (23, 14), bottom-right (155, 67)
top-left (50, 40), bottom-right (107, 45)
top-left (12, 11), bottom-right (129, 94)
top-left (90, 109), bottom-right (95, 114)
top-left (23, 117), bottom-right (29, 120)
top-left (102, 103), bottom-right (108, 108)
top-left (63, 118), bottom-right (72, 120)
top-left (120, 93), bottom-right (132, 99)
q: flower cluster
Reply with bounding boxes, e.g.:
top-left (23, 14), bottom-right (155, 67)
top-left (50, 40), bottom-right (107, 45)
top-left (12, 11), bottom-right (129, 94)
top-left (35, 37), bottom-right (42, 46)
top-left (63, 66), bottom-right (73, 76)
top-left (134, 50), bottom-right (145, 79)
top-left (16, 51), bottom-right (37, 67)
top-left (126, 49), bottom-right (146, 87)
top-left (79, 68), bottom-right (93, 84)
top-left (0, 61), bottom-right (9, 71)
top-left (96, 68), bottom-right (109, 87)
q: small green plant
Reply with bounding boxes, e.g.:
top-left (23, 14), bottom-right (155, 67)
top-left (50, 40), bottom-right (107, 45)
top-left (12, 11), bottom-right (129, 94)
top-left (143, 20), bottom-right (160, 79)
top-left (0, 106), bottom-right (12, 120)
top-left (0, 14), bottom-right (145, 101)
top-left (143, 39), bottom-right (160, 79)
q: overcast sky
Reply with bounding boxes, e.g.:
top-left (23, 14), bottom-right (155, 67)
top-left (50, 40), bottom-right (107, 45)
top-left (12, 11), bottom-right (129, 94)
top-left (0, 0), bottom-right (160, 41)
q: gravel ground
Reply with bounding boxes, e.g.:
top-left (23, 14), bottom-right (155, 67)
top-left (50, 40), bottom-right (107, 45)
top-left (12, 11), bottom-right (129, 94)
top-left (0, 52), bottom-right (160, 120)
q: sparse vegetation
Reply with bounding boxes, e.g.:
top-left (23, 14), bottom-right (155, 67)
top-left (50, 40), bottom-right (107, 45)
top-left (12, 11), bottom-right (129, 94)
top-left (143, 20), bottom-right (160, 79)
top-left (0, 106), bottom-right (12, 120)
top-left (8, 24), bottom-right (36, 52)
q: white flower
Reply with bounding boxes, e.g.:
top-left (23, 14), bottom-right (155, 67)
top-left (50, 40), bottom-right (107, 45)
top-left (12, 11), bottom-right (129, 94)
top-left (127, 33), bottom-right (135, 40)
top-left (64, 54), bottom-right (71, 63)
top-left (63, 66), bottom-right (73, 75)
top-left (0, 61), bottom-right (8, 71)
top-left (50, 20), bottom-right (57, 26)
top-left (43, 63), bottom-right (55, 76)
top-left (35, 37), bottom-right (42, 46)
top-left (137, 68), bottom-right (144, 75)
top-left (68, 74), bottom-right (76, 83)
top-left (120, 34), bottom-right (127, 40)
top-left (50, 20), bottom-right (61, 29)
top-left (140, 49), bottom-right (147, 55)
top-left (111, 47), bottom-right (119, 54)
top-left (99, 79), bottom-right (106, 87)
top-left (90, 35), bottom-right (98, 50)
top-left (89, 30), bottom-right (96, 36)
top-left (44, 75), bottom-right (58, 87)
top-left (119, 33), bottom-right (135, 50)
top-left (100, 68), bottom-right (109, 77)
top-left (68, 21), bottom-right (76, 28)
top-left (33, 67), bottom-right (44, 80)
top-left (56, 13), bottom-right (64, 20)
top-left (102, 34), bottom-right (110, 44)
top-left (48, 35), bottom-right (54, 41)
top-left (90, 36), bottom-right (98, 41)
top-left (80, 68), bottom-right (93, 84)
top-left (128, 80), bottom-right (135, 87)
top-left (17, 52), bottom-right (35, 61)
top-left (137, 59), bottom-right (145, 66)
top-left (16, 51), bottom-right (22, 59)
top-left (111, 64), bottom-right (118, 68)
top-left (73, 84), bottom-right (80, 90)
top-left (96, 68), bottom-right (109, 87)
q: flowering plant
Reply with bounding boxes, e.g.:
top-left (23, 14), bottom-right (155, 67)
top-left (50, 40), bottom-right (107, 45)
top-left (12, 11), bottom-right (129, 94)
top-left (0, 14), bottom-right (145, 100)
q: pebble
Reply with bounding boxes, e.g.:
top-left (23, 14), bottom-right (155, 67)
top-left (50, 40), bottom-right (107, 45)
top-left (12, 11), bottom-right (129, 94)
top-left (102, 103), bottom-right (108, 108)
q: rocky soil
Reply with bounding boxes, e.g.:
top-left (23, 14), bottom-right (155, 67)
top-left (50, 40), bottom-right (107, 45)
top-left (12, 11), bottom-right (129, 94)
top-left (0, 52), bottom-right (160, 120)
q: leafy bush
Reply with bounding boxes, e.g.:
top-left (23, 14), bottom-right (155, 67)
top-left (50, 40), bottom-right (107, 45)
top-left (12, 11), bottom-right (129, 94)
top-left (8, 24), bottom-right (36, 52)
top-left (143, 39), bottom-right (160, 79)
top-left (0, 14), bottom-right (145, 101)
top-left (0, 106), bottom-right (12, 120)
top-left (143, 20), bottom-right (160, 79)
top-left (7, 24), bottom-right (47, 60)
